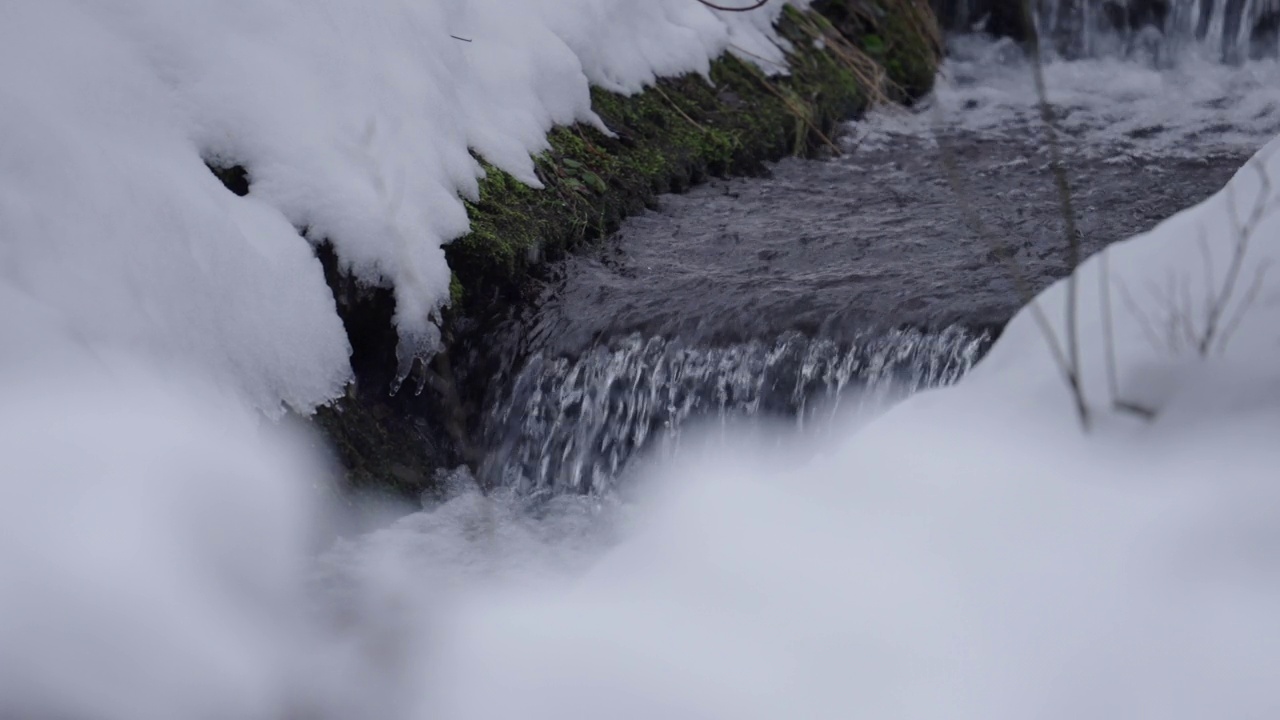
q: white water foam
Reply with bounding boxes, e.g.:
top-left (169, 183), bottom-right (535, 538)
top-left (852, 36), bottom-right (1280, 161)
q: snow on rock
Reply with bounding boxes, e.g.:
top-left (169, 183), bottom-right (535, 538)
top-left (0, 0), bottom-right (804, 413)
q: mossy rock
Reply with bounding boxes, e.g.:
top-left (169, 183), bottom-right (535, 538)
top-left (446, 0), bottom-right (941, 317)
top-left (317, 0), bottom-right (943, 499)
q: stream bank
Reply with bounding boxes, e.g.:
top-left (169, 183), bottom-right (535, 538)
top-left (311, 0), bottom-right (944, 500)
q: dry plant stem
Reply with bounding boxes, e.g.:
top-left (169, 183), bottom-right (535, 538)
top-left (1021, 0), bottom-right (1090, 430)
top-left (1202, 158), bottom-right (1279, 355)
top-left (728, 42), bottom-right (792, 72)
top-left (1099, 247), bottom-right (1156, 419)
top-left (1117, 154), bottom-right (1278, 364)
top-left (1099, 249), bottom-right (1120, 401)
top-left (737, 58), bottom-right (843, 155)
top-left (788, 13), bottom-right (892, 106)
top-left (931, 104), bottom-right (1074, 383)
top-left (652, 85), bottom-right (709, 132)
top-left (1196, 225), bottom-right (1215, 333)
top-left (1217, 260), bottom-right (1273, 353)
top-left (1116, 278), bottom-right (1166, 353)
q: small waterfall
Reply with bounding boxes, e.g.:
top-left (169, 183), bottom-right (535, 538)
top-left (934, 0), bottom-right (1280, 60)
top-left (479, 327), bottom-right (990, 497)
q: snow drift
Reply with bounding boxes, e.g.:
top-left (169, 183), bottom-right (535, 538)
top-left (6, 2), bottom-right (1280, 717)
top-left (5, 119), bottom-right (1280, 720)
top-left (0, 0), bottom-right (805, 413)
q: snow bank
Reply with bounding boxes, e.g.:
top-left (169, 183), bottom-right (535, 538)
top-left (1, 0), bottom-right (804, 412)
top-left (0, 368), bottom-right (323, 720)
top-left (967, 133), bottom-right (1280, 426)
top-left (406, 134), bottom-right (1280, 718)
top-left (9, 6), bottom-right (1280, 716)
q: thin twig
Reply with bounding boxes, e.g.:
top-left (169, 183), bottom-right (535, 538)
top-left (1201, 158), bottom-right (1276, 354)
top-left (931, 105), bottom-right (1074, 382)
top-left (789, 13), bottom-right (893, 106)
top-left (736, 58), bottom-right (842, 155)
top-left (1021, 0), bottom-right (1089, 430)
top-left (1100, 248), bottom-right (1120, 404)
top-left (652, 85), bottom-right (709, 132)
top-left (695, 0), bottom-right (769, 11)
top-left (728, 42), bottom-right (791, 72)
top-left (1116, 277), bottom-right (1165, 354)
top-left (1101, 249), bottom-right (1157, 419)
top-left (1195, 225), bottom-right (1215, 333)
top-left (1217, 259), bottom-right (1274, 354)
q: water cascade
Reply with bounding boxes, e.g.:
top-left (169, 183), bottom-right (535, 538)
top-left (934, 0), bottom-right (1280, 60)
top-left (480, 327), bottom-right (989, 495)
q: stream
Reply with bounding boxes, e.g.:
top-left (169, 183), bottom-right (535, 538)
top-left (472, 34), bottom-right (1277, 496)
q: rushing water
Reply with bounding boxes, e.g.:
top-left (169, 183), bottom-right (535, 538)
top-left (476, 36), bottom-right (1274, 495)
top-left (481, 329), bottom-right (988, 495)
top-left (938, 0), bottom-right (1280, 61)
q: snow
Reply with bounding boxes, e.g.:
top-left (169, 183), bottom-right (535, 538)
top-left (7, 3), bottom-right (1280, 717)
top-left (413, 133), bottom-right (1280, 718)
top-left (6, 126), bottom-right (1280, 718)
top-left (1, 0), bottom-right (804, 412)
top-left (0, 368), bottom-right (324, 720)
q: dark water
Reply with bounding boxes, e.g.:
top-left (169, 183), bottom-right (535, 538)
top-left (473, 39), bottom-right (1275, 495)
top-left (519, 133), bottom-right (1240, 355)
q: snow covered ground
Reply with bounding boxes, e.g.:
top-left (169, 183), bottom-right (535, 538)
top-left (5, 2), bottom-right (1280, 717)
top-left (0, 0), bottom-right (805, 413)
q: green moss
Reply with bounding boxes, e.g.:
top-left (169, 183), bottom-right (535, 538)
top-left (442, 0), bottom-right (939, 314)
top-left (814, 0), bottom-right (942, 99)
top-left (449, 272), bottom-right (464, 306)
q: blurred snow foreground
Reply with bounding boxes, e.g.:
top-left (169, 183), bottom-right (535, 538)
top-left (4, 105), bottom-right (1280, 718)
top-left (0, 0), bottom-right (805, 413)
top-left (5, 0), bottom-right (1280, 716)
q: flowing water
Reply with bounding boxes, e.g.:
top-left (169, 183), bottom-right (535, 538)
top-left (476, 35), bottom-right (1278, 495)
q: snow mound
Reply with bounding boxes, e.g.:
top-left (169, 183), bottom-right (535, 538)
top-left (5, 93), bottom-right (1280, 720)
top-left (0, 0), bottom-right (804, 412)
top-left (968, 133), bottom-right (1280, 427)
top-left (408, 133), bottom-right (1280, 719)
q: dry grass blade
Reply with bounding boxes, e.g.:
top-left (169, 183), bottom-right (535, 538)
top-left (733, 56), bottom-right (844, 155)
top-left (1020, 0), bottom-right (1090, 430)
top-left (931, 104), bottom-right (1075, 386)
top-left (788, 12), bottom-right (893, 107)
top-left (652, 85), bottom-right (709, 132)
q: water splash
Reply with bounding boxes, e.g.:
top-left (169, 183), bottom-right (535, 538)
top-left (1034, 0), bottom-right (1280, 59)
top-left (936, 0), bottom-right (1280, 60)
top-left (479, 327), bottom-right (989, 496)
top-left (850, 34), bottom-right (1280, 162)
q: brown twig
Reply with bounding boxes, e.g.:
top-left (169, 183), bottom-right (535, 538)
top-left (735, 57), bottom-right (843, 155)
top-left (652, 85), bottom-right (709, 133)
